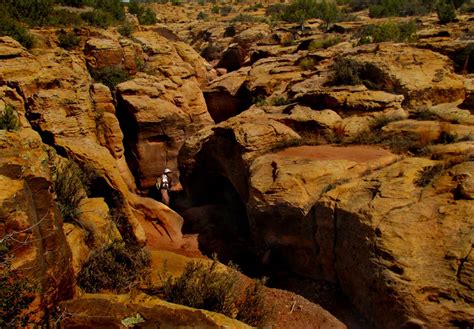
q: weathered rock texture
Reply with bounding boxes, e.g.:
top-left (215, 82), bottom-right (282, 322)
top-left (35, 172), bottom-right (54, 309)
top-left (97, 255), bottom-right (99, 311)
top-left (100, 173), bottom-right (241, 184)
top-left (60, 293), bottom-right (251, 328)
top-left (179, 109), bottom-right (474, 328)
top-left (0, 128), bottom-right (74, 318)
top-left (113, 30), bottom-right (214, 190)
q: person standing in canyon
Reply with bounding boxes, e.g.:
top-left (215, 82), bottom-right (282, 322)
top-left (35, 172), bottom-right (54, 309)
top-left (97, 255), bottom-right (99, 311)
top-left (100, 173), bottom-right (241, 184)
top-left (156, 168), bottom-right (173, 206)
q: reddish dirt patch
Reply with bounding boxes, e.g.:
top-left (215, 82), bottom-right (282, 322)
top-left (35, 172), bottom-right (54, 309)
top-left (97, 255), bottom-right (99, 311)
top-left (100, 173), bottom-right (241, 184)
top-left (275, 145), bottom-right (393, 162)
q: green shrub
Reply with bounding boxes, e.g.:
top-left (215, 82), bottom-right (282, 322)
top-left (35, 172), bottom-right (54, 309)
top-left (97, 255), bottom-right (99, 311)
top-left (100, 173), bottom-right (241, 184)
top-left (308, 36), bottom-right (341, 51)
top-left (59, 0), bottom-right (87, 7)
top-left (368, 0), bottom-right (435, 17)
top-left (81, 9), bottom-right (114, 28)
top-left (271, 97), bottom-right (291, 106)
top-left (328, 57), bottom-right (363, 85)
top-left (198, 0), bottom-right (205, 5)
top-left (171, 0), bottom-right (182, 6)
top-left (437, 0), bottom-right (457, 24)
top-left (89, 66), bottom-right (130, 89)
top-left (231, 14), bottom-right (264, 23)
top-left (52, 159), bottom-right (87, 222)
top-left (299, 57), bottom-right (316, 70)
top-left (157, 259), bottom-right (270, 327)
top-left (0, 15), bottom-right (34, 49)
top-left (77, 242), bottom-right (150, 293)
top-left (94, 0), bottom-right (125, 21)
top-left (220, 5), bottom-right (233, 16)
top-left (118, 22), bottom-right (134, 37)
top-left (358, 20), bottom-right (417, 44)
top-left (128, 1), bottom-right (143, 16)
top-left (0, 105), bottom-right (19, 131)
top-left (253, 96), bottom-right (268, 107)
top-left (281, 0), bottom-right (340, 30)
top-left (244, 3), bottom-right (263, 11)
top-left (410, 108), bottom-right (439, 121)
top-left (383, 132), bottom-right (425, 154)
top-left (415, 164), bottom-right (444, 187)
top-left (5, 0), bottom-right (54, 26)
top-left (48, 9), bottom-right (84, 26)
top-left (265, 3), bottom-right (287, 17)
top-left (197, 11), bottom-right (208, 20)
top-left (138, 8), bottom-right (157, 25)
top-left (369, 115), bottom-right (401, 131)
top-left (57, 30), bottom-right (81, 49)
top-left (0, 249), bottom-right (36, 327)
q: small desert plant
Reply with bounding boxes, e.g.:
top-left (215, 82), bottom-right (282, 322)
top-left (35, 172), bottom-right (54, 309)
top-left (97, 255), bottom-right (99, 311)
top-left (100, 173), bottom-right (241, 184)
top-left (159, 260), bottom-right (238, 317)
top-left (0, 16), bottom-right (34, 49)
top-left (308, 36), bottom-right (341, 51)
top-left (437, 0), bottom-right (457, 24)
top-left (368, 0), bottom-right (435, 17)
top-left (410, 108), bottom-right (439, 121)
top-left (244, 3), bottom-right (263, 11)
top-left (77, 242), bottom-right (150, 293)
top-left (271, 97), bottom-right (291, 106)
top-left (0, 105), bottom-right (19, 131)
top-left (211, 5), bottom-right (220, 13)
top-left (299, 57), bottom-right (316, 70)
top-left (197, 11), bottom-right (208, 20)
top-left (253, 95), bottom-right (268, 107)
top-left (358, 20), bottom-right (417, 44)
top-left (52, 159), bottom-right (87, 222)
top-left (118, 22), bottom-right (134, 37)
top-left (0, 263), bottom-right (36, 327)
top-left (80, 9), bottom-right (114, 28)
top-left (235, 278), bottom-right (269, 326)
top-left (383, 132), bottom-right (426, 154)
top-left (328, 57), bottom-right (363, 85)
top-left (89, 66), bottom-right (130, 90)
top-left (265, 3), bottom-right (287, 17)
top-left (138, 8), bottom-right (157, 25)
top-left (0, 241), bottom-right (36, 327)
top-left (157, 258), bottom-right (270, 327)
top-left (171, 0), bottom-right (182, 6)
top-left (415, 163), bottom-right (444, 187)
top-left (57, 30), bottom-right (80, 49)
top-left (220, 5), bottom-right (233, 16)
top-left (369, 115), bottom-right (400, 131)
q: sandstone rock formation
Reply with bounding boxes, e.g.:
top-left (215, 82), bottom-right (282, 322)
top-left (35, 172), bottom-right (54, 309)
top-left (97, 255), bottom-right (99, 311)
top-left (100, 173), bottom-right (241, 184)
top-left (179, 107), bottom-right (474, 328)
top-left (0, 128), bottom-right (74, 319)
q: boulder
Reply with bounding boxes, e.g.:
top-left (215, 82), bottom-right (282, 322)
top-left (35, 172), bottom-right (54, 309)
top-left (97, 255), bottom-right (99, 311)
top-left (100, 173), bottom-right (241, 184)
top-left (294, 85), bottom-right (405, 112)
top-left (63, 223), bottom-right (90, 276)
top-left (84, 38), bottom-right (143, 71)
top-left (347, 44), bottom-right (465, 107)
top-left (77, 198), bottom-right (122, 248)
top-left (463, 77), bottom-right (474, 108)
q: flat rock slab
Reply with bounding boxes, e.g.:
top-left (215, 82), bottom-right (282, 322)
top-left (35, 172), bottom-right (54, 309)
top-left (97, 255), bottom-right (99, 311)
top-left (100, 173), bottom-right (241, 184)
top-left (274, 145), bottom-right (393, 163)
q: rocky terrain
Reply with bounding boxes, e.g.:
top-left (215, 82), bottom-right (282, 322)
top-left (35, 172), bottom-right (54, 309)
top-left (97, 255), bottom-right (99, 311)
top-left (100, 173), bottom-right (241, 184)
top-left (0, 1), bottom-right (473, 328)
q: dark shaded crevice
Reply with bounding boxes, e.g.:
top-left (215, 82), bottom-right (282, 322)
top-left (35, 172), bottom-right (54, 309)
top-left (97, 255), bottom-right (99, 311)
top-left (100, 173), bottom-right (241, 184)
top-left (114, 92), bottom-right (142, 190)
top-left (179, 173), bottom-right (258, 275)
top-left (333, 204), bottom-right (341, 288)
top-left (456, 247), bottom-right (472, 287)
top-left (204, 83), bottom-right (255, 123)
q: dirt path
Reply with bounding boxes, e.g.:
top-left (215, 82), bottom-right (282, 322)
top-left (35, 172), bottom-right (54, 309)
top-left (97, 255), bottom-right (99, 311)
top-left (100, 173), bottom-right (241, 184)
top-left (275, 145), bottom-right (393, 162)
